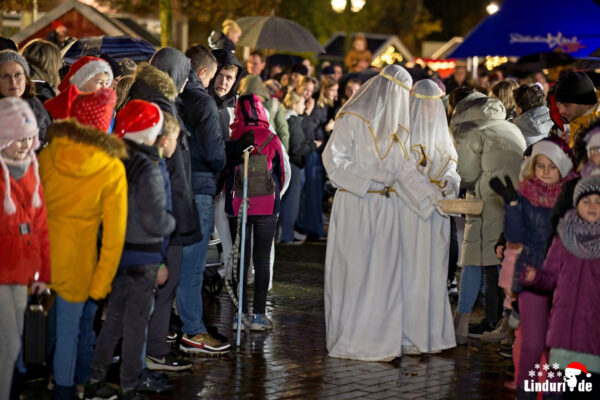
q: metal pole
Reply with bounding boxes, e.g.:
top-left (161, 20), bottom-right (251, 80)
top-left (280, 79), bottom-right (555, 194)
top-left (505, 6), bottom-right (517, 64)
top-left (236, 148), bottom-right (252, 347)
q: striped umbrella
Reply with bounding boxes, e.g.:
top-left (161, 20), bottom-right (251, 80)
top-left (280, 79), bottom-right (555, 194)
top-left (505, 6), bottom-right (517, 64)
top-left (62, 36), bottom-right (156, 64)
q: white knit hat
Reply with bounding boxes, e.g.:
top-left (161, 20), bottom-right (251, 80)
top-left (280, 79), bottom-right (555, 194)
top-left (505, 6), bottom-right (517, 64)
top-left (586, 127), bottom-right (600, 154)
top-left (531, 138), bottom-right (574, 178)
top-left (0, 97), bottom-right (41, 214)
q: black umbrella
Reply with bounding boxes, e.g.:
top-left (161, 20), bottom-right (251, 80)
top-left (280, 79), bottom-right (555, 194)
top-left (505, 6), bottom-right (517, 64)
top-left (236, 16), bottom-right (324, 53)
top-left (516, 51), bottom-right (574, 71)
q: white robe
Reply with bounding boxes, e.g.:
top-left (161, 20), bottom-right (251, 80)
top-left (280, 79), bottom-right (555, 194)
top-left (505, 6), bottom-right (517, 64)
top-left (323, 114), bottom-right (455, 361)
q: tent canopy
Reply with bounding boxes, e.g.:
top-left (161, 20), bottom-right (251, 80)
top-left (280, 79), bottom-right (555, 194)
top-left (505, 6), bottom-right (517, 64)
top-left (449, 0), bottom-right (600, 58)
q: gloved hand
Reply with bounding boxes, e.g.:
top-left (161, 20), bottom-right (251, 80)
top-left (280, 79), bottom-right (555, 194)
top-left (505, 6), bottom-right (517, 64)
top-left (371, 169), bottom-right (395, 187)
top-left (489, 175), bottom-right (518, 204)
top-left (428, 192), bottom-right (448, 217)
top-left (237, 130), bottom-right (255, 151)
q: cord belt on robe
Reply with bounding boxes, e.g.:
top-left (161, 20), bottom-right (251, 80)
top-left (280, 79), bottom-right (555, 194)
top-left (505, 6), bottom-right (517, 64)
top-left (338, 187), bottom-right (397, 198)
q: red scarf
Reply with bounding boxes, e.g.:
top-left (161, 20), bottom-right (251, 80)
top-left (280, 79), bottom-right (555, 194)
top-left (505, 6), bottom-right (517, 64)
top-left (517, 172), bottom-right (577, 208)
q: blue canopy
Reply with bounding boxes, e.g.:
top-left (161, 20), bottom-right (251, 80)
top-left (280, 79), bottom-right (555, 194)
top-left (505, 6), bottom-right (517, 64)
top-left (449, 0), bottom-right (600, 58)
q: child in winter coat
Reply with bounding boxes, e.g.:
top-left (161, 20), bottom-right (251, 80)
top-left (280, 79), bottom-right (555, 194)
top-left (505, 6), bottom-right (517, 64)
top-left (521, 174), bottom-right (600, 396)
top-left (227, 94), bottom-right (285, 331)
top-left (490, 136), bottom-right (576, 396)
top-left (38, 89), bottom-right (127, 400)
top-left (278, 91), bottom-right (318, 243)
top-left (85, 100), bottom-right (176, 400)
top-left (0, 98), bottom-right (50, 400)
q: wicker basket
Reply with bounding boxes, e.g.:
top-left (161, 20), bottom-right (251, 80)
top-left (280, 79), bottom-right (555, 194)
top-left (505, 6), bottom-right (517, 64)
top-left (439, 199), bottom-right (484, 215)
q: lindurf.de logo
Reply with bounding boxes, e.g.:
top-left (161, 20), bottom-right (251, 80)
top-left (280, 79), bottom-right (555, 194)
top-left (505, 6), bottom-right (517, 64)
top-left (524, 362), bottom-right (594, 393)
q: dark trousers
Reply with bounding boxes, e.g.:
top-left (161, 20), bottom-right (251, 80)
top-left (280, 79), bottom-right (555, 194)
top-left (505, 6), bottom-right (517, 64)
top-left (278, 164), bottom-right (302, 243)
top-left (146, 246), bottom-right (182, 358)
top-left (448, 217), bottom-right (458, 282)
top-left (90, 264), bottom-right (158, 392)
top-left (296, 151), bottom-right (325, 239)
top-left (483, 265), bottom-right (503, 324)
top-left (229, 214), bottom-right (277, 314)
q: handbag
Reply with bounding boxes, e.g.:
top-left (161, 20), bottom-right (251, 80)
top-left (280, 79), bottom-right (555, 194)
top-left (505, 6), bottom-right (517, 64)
top-left (23, 292), bottom-right (46, 364)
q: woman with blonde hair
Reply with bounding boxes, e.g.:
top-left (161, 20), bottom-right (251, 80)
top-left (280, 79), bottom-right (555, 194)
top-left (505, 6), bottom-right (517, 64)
top-left (491, 79), bottom-right (519, 121)
top-left (208, 19), bottom-right (242, 53)
top-left (20, 39), bottom-right (62, 102)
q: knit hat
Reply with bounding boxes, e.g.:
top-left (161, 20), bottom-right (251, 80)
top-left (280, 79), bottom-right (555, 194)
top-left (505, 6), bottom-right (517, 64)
top-left (58, 56), bottom-right (113, 93)
top-left (114, 100), bottom-right (164, 144)
top-left (0, 49), bottom-right (30, 76)
top-left (565, 362), bottom-right (592, 378)
top-left (69, 88), bottom-right (117, 133)
top-left (573, 174), bottom-right (600, 206)
top-left (0, 98), bottom-right (41, 214)
top-left (555, 71), bottom-right (597, 105)
top-left (531, 136), bottom-right (574, 178)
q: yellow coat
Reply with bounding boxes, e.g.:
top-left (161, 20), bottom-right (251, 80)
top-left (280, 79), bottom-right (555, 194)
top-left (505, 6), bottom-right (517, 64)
top-left (569, 103), bottom-right (600, 148)
top-left (39, 120), bottom-right (128, 302)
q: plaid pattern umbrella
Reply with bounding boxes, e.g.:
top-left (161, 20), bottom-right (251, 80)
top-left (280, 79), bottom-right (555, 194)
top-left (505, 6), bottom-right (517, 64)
top-left (236, 16), bottom-right (324, 53)
top-left (63, 36), bottom-right (156, 64)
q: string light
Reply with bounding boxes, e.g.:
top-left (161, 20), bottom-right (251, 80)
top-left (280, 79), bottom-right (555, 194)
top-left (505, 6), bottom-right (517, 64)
top-left (351, 0), bottom-right (366, 12)
top-left (372, 46), bottom-right (404, 68)
top-left (484, 55), bottom-right (508, 70)
top-left (331, 0), bottom-right (346, 13)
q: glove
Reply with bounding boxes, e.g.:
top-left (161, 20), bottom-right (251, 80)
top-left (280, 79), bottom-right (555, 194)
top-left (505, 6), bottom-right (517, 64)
top-left (237, 130), bottom-right (255, 151)
top-left (371, 169), bottom-right (395, 187)
top-left (427, 192), bottom-right (448, 217)
top-left (489, 175), bottom-right (518, 204)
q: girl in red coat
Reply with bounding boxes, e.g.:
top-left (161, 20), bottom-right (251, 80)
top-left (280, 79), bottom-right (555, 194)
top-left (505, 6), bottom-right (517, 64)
top-left (0, 97), bottom-right (50, 400)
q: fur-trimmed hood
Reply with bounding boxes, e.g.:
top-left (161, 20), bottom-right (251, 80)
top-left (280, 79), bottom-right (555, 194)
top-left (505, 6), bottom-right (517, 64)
top-left (43, 119), bottom-right (128, 177)
top-left (130, 62), bottom-right (178, 103)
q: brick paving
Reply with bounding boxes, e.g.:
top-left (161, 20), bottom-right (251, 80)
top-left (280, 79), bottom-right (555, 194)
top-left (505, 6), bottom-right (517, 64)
top-left (21, 241), bottom-right (515, 399)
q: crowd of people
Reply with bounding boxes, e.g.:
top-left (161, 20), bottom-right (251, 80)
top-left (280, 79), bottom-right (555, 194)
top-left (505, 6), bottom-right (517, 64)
top-left (0, 23), bottom-right (599, 400)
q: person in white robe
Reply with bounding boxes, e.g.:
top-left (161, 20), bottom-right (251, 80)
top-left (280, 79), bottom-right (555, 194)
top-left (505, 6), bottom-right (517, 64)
top-left (322, 65), bottom-right (449, 361)
top-left (400, 79), bottom-right (459, 355)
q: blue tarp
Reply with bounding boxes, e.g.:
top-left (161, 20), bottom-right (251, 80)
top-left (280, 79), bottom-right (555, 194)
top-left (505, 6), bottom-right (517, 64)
top-left (449, 0), bottom-right (600, 58)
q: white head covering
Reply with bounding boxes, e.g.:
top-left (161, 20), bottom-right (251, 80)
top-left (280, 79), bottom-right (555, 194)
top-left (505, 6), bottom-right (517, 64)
top-left (409, 79), bottom-right (458, 189)
top-left (337, 64), bottom-right (412, 160)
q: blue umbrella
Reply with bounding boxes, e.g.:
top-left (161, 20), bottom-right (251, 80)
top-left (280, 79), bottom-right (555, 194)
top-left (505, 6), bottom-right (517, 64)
top-left (63, 35), bottom-right (156, 64)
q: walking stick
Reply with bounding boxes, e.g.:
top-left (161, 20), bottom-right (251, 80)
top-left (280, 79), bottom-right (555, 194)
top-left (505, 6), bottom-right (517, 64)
top-left (236, 146), bottom-right (253, 347)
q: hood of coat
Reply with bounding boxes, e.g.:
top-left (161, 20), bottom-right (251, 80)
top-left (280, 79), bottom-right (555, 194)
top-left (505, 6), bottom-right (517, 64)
top-left (209, 49), bottom-right (243, 108)
top-left (44, 119), bottom-right (128, 177)
top-left (150, 48), bottom-right (191, 93)
top-left (130, 62), bottom-right (179, 103)
top-left (230, 94), bottom-right (270, 140)
top-left (451, 92), bottom-right (506, 129)
top-left (513, 106), bottom-right (553, 145)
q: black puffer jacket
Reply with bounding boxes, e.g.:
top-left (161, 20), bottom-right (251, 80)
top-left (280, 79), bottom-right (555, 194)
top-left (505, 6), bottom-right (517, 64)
top-left (25, 96), bottom-right (51, 148)
top-left (287, 114), bottom-right (316, 168)
top-left (121, 139), bottom-right (176, 250)
top-left (180, 69), bottom-right (227, 196)
top-left (128, 62), bottom-right (202, 246)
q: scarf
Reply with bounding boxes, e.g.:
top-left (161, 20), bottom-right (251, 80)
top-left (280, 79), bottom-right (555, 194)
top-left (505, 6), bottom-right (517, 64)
top-left (557, 209), bottom-right (600, 259)
top-left (518, 177), bottom-right (564, 208)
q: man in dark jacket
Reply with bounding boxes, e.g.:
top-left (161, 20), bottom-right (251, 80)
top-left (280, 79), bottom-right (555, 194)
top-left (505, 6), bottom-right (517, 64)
top-left (209, 48), bottom-right (244, 141)
top-left (177, 44), bottom-right (231, 355)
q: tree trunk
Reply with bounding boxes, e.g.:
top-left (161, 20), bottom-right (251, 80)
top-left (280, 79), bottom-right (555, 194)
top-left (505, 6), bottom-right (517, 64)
top-left (159, 0), bottom-right (172, 47)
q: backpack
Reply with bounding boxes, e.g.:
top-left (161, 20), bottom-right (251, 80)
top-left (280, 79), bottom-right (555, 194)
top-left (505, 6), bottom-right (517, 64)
top-left (234, 133), bottom-right (275, 198)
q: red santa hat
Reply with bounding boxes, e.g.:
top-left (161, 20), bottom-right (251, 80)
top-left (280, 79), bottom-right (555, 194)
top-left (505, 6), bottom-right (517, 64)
top-left (69, 88), bottom-right (116, 133)
top-left (0, 98), bottom-right (41, 214)
top-left (58, 56), bottom-right (113, 93)
top-left (565, 362), bottom-right (592, 378)
top-left (114, 100), bottom-right (164, 144)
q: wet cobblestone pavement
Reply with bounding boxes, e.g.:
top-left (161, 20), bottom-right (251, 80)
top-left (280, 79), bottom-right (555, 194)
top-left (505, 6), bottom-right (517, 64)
top-left (150, 242), bottom-right (513, 400)
top-left (22, 241), bottom-right (515, 399)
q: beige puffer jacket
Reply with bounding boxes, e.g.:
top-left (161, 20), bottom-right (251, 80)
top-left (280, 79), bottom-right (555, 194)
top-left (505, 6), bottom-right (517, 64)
top-left (451, 93), bottom-right (526, 266)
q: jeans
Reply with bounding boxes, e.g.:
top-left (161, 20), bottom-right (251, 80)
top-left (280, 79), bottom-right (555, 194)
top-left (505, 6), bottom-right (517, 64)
top-left (457, 265), bottom-right (502, 323)
top-left (278, 164), bottom-right (302, 243)
top-left (177, 194), bottom-right (214, 336)
top-left (0, 284), bottom-right (27, 400)
top-left (53, 295), bottom-right (98, 388)
top-left (147, 245), bottom-right (182, 357)
top-left (229, 214), bottom-right (277, 314)
top-left (91, 265), bottom-right (158, 392)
